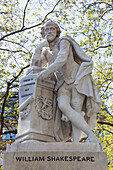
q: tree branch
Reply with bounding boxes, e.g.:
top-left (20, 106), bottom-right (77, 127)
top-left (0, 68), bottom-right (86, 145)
top-left (100, 9), bottom-right (113, 19)
top-left (0, 0), bottom-right (61, 41)
top-left (96, 128), bottom-right (113, 135)
top-left (9, 84), bottom-right (19, 89)
top-left (101, 78), bottom-right (112, 86)
top-left (83, 1), bottom-right (112, 12)
top-left (102, 128), bottom-right (113, 135)
top-left (4, 122), bottom-right (10, 131)
top-left (0, 12), bottom-right (8, 14)
top-left (0, 82), bottom-right (11, 134)
top-left (3, 39), bottom-right (29, 52)
top-left (97, 121), bottom-right (113, 127)
top-left (0, 48), bottom-right (28, 54)
top-left (0, 64), bottom-right (30, 134)
top-left (89, 44), bottom-right (112, 52)
top-left (12, 55), bottom-right (21, 68)
top-left (22, 0), bottom-right (30, 29)
top-left (10, 64), bottom-right (30, 84)
top-left (2, 129), bottom-right (17, 135)
top-left (100, 81), bottom-right (112, 97)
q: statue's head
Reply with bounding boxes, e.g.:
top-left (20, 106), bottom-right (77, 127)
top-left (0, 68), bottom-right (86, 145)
top-left (41, 20), bottom-right (61, 42)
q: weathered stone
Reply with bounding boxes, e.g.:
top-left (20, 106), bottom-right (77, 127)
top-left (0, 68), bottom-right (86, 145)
top-left (29, 20), bottom-right (102, 143)
top-left (16, 78), bottom-right (56, 143)
top-left (3, 143), bottom-right (108, 170)
top-left (6, 142), bottom-right (103, 152)
top-left (16, 20), bottom-right (102, 143)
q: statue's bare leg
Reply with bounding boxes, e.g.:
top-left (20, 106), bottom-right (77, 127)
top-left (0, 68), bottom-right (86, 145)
top-left (57, 85), bottom-right (100, 143)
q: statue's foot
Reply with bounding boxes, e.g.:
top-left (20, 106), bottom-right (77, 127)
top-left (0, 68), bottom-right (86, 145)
top-left (86, 133), bottom-right (100, 143)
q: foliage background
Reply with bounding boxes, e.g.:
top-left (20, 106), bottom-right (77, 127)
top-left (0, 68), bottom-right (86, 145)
top-left (0, 0), bottom-right (113, 169)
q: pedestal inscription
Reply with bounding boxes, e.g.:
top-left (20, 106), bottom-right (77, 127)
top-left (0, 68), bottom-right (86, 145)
top-left (19, 74), bottom-right (37, 112)
top-left (3, 143), bottom-right (108, 170)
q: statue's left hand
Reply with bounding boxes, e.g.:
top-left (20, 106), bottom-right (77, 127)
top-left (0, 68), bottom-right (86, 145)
top-left (37, 70), bottom-right (47, 80)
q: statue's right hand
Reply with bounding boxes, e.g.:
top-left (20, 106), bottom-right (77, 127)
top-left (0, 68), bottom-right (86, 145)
top-left (39, 40), bottom-right (49, 48)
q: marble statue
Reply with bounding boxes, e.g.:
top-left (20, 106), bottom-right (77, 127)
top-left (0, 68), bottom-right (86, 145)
top-left (30, 20), bottom-right (101, 143)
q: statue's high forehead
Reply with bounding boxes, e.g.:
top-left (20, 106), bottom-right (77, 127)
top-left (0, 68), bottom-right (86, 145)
top-left (45, 22), bottom-right (55, 28)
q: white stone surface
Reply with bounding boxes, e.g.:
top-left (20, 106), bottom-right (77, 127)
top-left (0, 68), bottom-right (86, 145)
top-left (19, 74), bottom-right (37, 108)
top-left (16, 21), bottom-right (102, 144)
top-left (6, 142), bottom-right (103, 152)
top-left (16, 79), bottom-right (56, 143)
top-left (29, 21), bottom-right (102, 143)
top-left (3, 152), bottom-right (108, 170)
top-left (3, 143), bottom-right (108, 170)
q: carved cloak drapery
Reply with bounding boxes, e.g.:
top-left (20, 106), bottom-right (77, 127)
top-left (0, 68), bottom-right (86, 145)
top-left (54, 35), bottom-right (102, 142)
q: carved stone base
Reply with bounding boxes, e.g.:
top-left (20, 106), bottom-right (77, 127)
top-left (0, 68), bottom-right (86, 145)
top-left (15, 128), bottom-right (56, 143)
top-left (16, 78), bottom-right (56, 143)
top-left (3, 143), bottom-right (108, 170)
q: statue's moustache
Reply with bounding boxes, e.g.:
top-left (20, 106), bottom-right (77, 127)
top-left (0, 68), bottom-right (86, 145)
top-left (45, 34), bottom-right (54, 41)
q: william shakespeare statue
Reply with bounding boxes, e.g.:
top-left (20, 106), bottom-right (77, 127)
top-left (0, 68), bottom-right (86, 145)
top-left (30, 20), bottom-right (101, 143)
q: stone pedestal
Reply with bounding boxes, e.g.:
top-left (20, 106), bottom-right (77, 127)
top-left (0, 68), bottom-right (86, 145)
top-left (3, 142), bottom-right (108, 170)
top-left (16, 75), bottom-right (56, 143)
top-left (3, 71), bottom-right (108, 170)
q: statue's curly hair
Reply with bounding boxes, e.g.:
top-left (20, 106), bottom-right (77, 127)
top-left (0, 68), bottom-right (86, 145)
top-left (41, 20), bottom-right (61, 38)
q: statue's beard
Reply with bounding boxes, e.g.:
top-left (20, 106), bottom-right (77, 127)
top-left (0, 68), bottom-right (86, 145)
top-left (46, 34), bottom-right (56, 43)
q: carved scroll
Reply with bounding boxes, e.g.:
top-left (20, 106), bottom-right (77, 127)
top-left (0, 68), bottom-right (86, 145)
top-left (35, 96), bottom-right (53, 120)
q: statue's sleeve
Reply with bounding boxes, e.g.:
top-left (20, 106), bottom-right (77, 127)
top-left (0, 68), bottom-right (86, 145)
top-left (39, 39), bottom-right (70, 78)
top-left (31, 46), bottom-right (48, 67)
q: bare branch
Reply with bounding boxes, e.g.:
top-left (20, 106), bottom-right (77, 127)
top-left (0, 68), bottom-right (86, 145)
top-left (94, 67), bottom-right (106, 78)
top-left (101, 78), bottom-right (112, 86)
top-left (2, 129), bottom-right (17, 135)
top-left (89, 44), bottom-right (112, 52)
top-left (10, 84), bottom-right (19, 89)
top-left (102, 128), bottom-right (113, 135)
top-left (0, 48), bottom-right (28, 54)
top-left (0, 0), bottom-right (61, 41)
top-left (100, 81), bottom-right (112, 97)
top-left (0, 82), bottom-right (11, 134)
top-left (96, 128), bottom-right (113, 135)
top-left (97, 121), bottom-right (113, 127)
top-left (4, 122), bottom-right (10, 131)
top-left (22, 0), bottom-right (30, 29)
top-left (12, 55), bottom-right (21, 69)
top-left (100, 9), bottom-right (113, 18)
top-left (41, 0), bottom-right (61, 23)
top-left (83, 1), bottom-right (112, 12)
top-left (10, 64), bottom-right (30, 84)
top-left (0, 12), bottom-right (8, 14)
top-left (3, 39), bottom-right (29, 51)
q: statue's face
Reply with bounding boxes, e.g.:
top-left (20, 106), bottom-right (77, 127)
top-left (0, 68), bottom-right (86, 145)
top-left (44, 22), bottom-right (57, 42)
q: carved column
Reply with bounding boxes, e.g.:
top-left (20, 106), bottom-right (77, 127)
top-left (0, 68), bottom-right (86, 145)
top-left (15, 74), bottom-right (57, 143)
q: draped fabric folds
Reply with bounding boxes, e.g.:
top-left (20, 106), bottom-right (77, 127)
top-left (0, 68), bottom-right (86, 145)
top-left (54, 35), bottom-right (101, 141)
